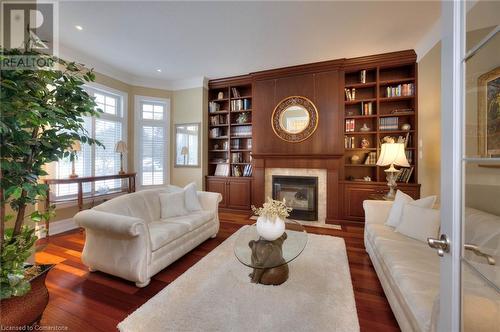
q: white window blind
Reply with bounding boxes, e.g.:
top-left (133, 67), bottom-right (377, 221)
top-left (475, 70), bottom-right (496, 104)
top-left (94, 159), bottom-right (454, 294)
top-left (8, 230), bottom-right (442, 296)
top-left (136, 98), bottom-right (169, 187)
top-left (52, 86), bottom-right (126, 199)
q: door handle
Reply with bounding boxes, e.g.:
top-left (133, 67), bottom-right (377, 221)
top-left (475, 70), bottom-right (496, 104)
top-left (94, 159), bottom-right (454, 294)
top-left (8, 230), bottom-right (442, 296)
top-left (427, 234), bottom-right (450, 257)
top-left (464, 243), bottom-right (496, 265)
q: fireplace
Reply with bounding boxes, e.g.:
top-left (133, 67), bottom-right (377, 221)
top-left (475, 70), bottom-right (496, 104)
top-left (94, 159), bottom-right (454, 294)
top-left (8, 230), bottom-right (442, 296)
top-left (272, 175), bottom-right (318, 221)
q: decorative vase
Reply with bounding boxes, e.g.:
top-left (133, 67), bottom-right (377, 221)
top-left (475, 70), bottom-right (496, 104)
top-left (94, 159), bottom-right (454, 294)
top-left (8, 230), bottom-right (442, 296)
top-left (256, 216), bottom-right (285, 241)
top-left (0, 264), bottom-right (54, 328)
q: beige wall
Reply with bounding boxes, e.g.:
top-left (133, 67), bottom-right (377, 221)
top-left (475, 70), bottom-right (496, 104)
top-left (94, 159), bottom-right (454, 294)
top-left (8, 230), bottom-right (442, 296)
top-left (170, 87), bottom-right (207, 190)
top-left (417, 42), bottom-right (441, 198)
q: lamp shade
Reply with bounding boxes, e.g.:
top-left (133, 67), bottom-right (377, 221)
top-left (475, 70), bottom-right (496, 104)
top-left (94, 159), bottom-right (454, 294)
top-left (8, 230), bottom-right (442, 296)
top-left (115, 140), bottom-right (128, 153)
top-left (70, 140), bottom-right (81, 152)
top-left (376, 143), bottom-right (410, 167)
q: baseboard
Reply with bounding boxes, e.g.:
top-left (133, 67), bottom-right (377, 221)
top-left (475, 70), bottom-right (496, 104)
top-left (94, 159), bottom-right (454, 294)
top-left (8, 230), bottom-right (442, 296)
top-left (36, 218), bottom-right (78, 238)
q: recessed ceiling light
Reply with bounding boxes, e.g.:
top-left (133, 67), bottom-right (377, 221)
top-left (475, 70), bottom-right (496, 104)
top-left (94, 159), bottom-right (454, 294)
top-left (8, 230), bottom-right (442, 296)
top-left (156, 69), bottom-right (162, 73)
top-left (75, 25), bottom-right (83, 31)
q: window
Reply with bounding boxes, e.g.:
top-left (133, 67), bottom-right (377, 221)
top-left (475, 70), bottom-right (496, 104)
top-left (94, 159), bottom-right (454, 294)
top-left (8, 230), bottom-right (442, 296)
top-left (52, 86), bottom-right (127, 199)
top-left (135, 97), bottom-right (170, 187)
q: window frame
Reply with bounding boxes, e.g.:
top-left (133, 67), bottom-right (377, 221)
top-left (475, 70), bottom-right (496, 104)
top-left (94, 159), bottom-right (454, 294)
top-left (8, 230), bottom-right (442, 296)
top-left (49, 83), bottom-right (128, 203)
top-left (134, 95), bottom-right (171, 189)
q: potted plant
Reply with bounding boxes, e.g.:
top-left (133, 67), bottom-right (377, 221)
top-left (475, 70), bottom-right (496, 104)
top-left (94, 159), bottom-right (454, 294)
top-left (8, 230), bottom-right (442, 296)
top-left (0, 45), bottom-right (102, 327)
top-left (252, 198), bottom-right (292, 241)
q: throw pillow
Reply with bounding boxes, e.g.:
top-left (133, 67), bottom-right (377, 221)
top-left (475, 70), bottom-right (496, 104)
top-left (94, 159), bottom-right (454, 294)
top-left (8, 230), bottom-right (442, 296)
top-left (159, 191), bottom-right (189, 219)
top-left (184, 182), bottom-right (202, 212)
top-left (385, 190), bottom-right (437, 228)
top-left (396, 204), bottom-right (440, 242)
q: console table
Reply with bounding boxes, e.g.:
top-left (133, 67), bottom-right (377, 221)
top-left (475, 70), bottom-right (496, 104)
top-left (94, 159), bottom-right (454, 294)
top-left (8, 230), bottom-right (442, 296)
top-left (42, 173), bottom-right (136, 237)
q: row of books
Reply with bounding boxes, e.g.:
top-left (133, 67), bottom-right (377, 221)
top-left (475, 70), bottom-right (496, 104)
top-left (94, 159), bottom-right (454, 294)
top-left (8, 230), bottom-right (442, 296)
top-left (231, 126), bottom-right (252, 137)
top-left (344, 136), bottom-right (356, 149)
top-left (379, 117), bottom-right (399, 131)
top-left (385, 83), bottom-right (414, 98)
top-left (405, 150), bottom-right (414, 164)
top-left (214, 164), bottom-right (230, 176)
top-left (360, 101), bottom-right (374, 115)
top-left (345, 88), bottom-right (356, 101)
top-left (396, 166), bottom-right (414, 183)
top-left (209, 114), bottom-right (227, 125)
top-left (345, 119), bottom-right (356, 132)
top-left (231, 87), bottom-right (241, 98)
top-left (231, 99), bottom-right (251, 111)
top-left (209, 127), bottom-right (227, 138)
top-left (364, 152), bottom-right (377, 165)
top-left (231, 152), bottom-right (250, 164)
top-left (231, 138), bottom-right (252, 150)
top-left (231, 164), bottom-right (253, 177)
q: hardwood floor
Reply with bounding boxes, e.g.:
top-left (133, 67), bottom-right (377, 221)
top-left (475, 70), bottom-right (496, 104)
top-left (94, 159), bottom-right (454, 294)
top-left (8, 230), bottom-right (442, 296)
top-left (35, 212), bottom-right (400, 331)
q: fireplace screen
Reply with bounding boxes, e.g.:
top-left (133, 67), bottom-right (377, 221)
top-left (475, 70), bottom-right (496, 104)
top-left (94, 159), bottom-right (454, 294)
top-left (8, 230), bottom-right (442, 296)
top-left (272, 175), bottom-right (318, 221)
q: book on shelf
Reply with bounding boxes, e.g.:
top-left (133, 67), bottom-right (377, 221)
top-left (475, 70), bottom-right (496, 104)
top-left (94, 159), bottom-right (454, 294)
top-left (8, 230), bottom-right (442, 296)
top-left (243, 164), bottom-right (252, 177)
top-left (231, 99), bottom-right (251, 111)
top-left (231, 87), bottom-right (240, 98)
top-left (344, 88), bottom-right (356, 101)
top-left (209, 101), bottom-right (221, 113)
top-left (214, 164), bottom-right (230, 177)
top-left (360, 101), bottom-right (373, 115)
top-left (231, 126), bottom-right (252, 137)
top-left (209, 127), bottom-right (227, 138)
top-left (385, 83), bottom-right (414, 98)
top-left (379, 117), bottom-right (399, 131)
top-left (345, 119), bottom-right (355, 132)
top-left (364, 152), bottom-right (377, 165)
top-left (210, 114), bottom-right (227, 125)
top-left (396, 166), bottom-right (414, 183)
top-left (231, 152), bottom-right (245, 163)
top-left (344, 136), bottom-right (355, 149)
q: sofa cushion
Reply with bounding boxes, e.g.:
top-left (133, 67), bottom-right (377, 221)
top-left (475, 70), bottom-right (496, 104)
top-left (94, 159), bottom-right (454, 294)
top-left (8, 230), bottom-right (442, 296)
top-left (366, 223), bottom-right (440, 332)
top-left (396, 204), bottom-right (440, 242)
top-left (184, 182), bottom-right (202, 212)
top-left (149, 222), bottom-right (190, 251)
top-left (385, 190), bottom-right (436, 228)
top-left (160, 191), bottom-right (189, 218)
top-left (94, 191), bottom-right (154, 222)
top-left (164, 211), bottom-right (214, 231)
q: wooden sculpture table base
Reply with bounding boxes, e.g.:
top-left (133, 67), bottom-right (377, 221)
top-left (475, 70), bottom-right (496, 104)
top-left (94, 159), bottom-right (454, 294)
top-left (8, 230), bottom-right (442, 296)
top-left (248, 233), bottom-right (289, 285)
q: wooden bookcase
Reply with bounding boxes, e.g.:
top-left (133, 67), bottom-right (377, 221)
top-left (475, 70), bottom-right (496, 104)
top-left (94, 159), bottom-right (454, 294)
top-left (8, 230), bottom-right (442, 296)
top-left (343, 63), bottom-right (418, 185)
top-left (206, 77), bottom-right (253, 211)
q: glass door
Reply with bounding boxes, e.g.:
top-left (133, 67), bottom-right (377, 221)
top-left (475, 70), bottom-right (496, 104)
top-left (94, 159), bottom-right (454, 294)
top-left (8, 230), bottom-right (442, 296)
top-left (462, 1), bottom-right (500, 330)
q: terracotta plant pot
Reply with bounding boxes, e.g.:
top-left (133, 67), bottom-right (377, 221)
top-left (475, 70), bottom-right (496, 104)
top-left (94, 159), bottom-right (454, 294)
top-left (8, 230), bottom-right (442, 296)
top-left (0, 264), bottom-right (54, 328)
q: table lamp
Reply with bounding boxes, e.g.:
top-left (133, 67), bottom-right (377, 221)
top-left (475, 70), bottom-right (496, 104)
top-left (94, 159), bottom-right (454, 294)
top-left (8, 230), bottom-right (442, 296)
top-left (115, 140), bottom-right (127, 175)
top-left (180, 146), bottom-right (189, 165)
top-left (376, 142), bottom-right (410, 200)
top-left (69, 141), bottom-right (81, 178)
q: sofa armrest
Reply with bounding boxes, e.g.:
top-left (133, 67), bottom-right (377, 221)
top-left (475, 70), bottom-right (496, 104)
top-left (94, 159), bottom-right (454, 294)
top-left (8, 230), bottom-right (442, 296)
top-left (363, 200), bottom-right (393, 225)
top-left (197, 191), bottom-right (222, 212)
top-left (74, 210), bottom-right (146, 238)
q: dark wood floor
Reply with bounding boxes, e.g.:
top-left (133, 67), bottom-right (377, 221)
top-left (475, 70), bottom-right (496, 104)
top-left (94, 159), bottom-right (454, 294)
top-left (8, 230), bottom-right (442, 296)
top-left (35, 212), bottom-right (400, 332)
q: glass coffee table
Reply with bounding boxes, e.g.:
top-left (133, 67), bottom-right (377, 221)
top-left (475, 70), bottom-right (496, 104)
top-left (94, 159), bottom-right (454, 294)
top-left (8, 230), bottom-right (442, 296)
top-left (234, 219), bottom-right (308, 285)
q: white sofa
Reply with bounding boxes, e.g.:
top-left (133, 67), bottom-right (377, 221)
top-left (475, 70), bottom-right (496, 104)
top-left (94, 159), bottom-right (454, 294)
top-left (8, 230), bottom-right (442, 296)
top-left (363, 200), bottom-right (500, 332)
top-left (74, 186), bottom-right (222, 287)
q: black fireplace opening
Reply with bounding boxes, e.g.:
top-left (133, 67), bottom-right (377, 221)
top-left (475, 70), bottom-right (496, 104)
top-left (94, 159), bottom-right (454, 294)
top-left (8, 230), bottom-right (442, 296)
top-left (272, 175), bottom-right (318, 221)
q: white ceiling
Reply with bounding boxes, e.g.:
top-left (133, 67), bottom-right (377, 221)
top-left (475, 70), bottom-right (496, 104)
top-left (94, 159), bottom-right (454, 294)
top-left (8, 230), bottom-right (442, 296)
top-left (59, 1), bottom-right (441, 89)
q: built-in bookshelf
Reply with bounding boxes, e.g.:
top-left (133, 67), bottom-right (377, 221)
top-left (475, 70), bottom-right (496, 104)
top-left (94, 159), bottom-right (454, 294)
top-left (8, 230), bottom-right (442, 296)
top-left (208, 83), bottom-right (253, 178)
top-left (343, 64), bottom-right (418, 184)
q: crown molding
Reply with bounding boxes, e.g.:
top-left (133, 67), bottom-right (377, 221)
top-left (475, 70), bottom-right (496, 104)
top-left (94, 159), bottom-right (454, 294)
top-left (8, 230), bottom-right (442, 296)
top-left (59, 44), bottom-right (206, 91)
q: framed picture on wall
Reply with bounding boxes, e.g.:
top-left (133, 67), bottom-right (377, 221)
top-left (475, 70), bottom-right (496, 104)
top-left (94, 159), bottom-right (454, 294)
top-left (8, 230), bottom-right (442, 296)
top-left (174, 123), bottom-right (200, 167)
top-left (478, 66), bottom-right (500, 157)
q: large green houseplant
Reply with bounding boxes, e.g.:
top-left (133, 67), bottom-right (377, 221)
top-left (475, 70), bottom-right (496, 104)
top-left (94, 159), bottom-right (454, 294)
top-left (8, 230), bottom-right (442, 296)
top-left (0, 46), bottom-right (102, 304)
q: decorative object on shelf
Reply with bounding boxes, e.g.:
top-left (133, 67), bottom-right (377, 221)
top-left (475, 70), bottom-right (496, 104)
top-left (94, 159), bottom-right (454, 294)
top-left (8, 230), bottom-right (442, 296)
top-left (360, 70), bottom-right (366, 83)
top-left (271, 96), bottom-right (319, 142)
top-left (217, 91), bottom-right (224, 100)
top-left (175, 123), bottom-right (200, 167)
top-left (209, 101), bottom-right (220, 113)
top-left (381, 136), bottom-right (396, 144)
top-left (233, 165), bottom-right (242, 177)
top-left (360, 138), bottom-right (370, 149)
top-left (401, 123), bottom-right (411, 131)
top-left (363, 176), bottom-right (372, 182)
top-left (213, 144), bottom-right (219, 150)
top-left (376, 143), bottom-right (410, 200)
top-left (350, 155), bottom-right (361, 164)
top-left (69, 140), bottom-right (81, 178)
top-left (115, 140), bottom-right (127, 175)
top-left (222, 141), bottom-right (228, 150)
top-left (360, 123), bottom-right (371, 132)
top-left (236, 112), bottom-right (249, 124)
top-left (251, 198), bottom-right (292, 241)
top-left (478, 66), bottom-right (500, 157)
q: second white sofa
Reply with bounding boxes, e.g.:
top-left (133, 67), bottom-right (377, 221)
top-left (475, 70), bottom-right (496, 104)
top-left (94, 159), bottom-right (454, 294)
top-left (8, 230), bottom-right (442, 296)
top-left (74, 186), bottom-right (222, 287)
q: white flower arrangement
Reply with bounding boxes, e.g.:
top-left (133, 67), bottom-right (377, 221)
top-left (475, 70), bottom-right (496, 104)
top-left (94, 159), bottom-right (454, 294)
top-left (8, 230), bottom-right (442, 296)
top-left (252, 197), bottom-right (292, 221)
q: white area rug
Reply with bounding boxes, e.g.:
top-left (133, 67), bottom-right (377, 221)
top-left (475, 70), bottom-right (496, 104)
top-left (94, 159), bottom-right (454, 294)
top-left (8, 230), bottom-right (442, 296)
top-left (118, 227), bottom-right (359, 332)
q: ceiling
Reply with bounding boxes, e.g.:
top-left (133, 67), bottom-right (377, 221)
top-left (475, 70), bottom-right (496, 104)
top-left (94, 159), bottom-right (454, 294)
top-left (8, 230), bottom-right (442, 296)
top-left (59, 1), bottom-right (441, 89)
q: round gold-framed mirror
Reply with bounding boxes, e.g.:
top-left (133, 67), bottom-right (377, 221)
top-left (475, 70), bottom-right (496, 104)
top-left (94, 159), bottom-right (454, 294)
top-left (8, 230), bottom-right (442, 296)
top-left (271, 96), bottom-right (318, 142)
